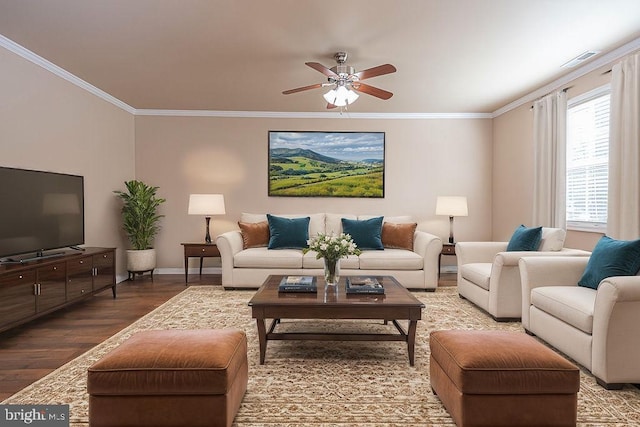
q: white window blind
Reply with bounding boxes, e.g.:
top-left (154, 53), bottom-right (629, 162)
top-left (566, 87), bottom-right (610, 230)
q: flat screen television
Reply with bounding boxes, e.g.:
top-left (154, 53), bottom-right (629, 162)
top-left (0, 167), bottom-right (85, 261)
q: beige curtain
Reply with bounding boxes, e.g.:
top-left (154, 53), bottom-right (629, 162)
top-left (608, 52), bottom-right (640, 240)
top-left (532, 91), bottom-right (567, 228)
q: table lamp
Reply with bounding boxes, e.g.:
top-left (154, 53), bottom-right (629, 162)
top-left (436, 196), bottom-right (468, 244)
top-left (188, 194), bottom-right (226, 243)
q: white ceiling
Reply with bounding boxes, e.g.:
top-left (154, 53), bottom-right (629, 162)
top-left (1, 0), bottom-right (639, 114)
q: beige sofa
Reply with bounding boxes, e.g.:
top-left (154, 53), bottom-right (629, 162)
top-left (456, 228), bottom-right (590, 321)
top-left (216, 213), bottom-right (443, 290)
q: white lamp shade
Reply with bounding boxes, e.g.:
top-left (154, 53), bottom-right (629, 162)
top-left (436, 196), bottom-right (468, 217)
top-left (188, 194), bottom-right (226, 216)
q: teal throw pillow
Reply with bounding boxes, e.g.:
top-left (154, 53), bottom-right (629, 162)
top-left (266, 214), bottom-right (310, 249)
top-left (578, 236), bottom-right (640, 289)
top-left (506, 225), bottom-right (543, 251)
top-left (341, 217), bottom-right (384, 250)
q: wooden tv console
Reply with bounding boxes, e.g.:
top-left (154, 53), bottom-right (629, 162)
top-left (0, 247), bottom-right (116, 333)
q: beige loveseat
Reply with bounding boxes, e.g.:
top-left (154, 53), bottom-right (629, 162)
top-left (456, 227), bottom-right (590, 321)
top-left (216, 213), bottom-right (443, 290)
top-left (519, 256), bottom-right (640, 389)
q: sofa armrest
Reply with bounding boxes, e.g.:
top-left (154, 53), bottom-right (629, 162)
top-left (518, 256), bottom-right (590, 329)
top-left (215, 230), bottom-right (244, 286)
top-left (592, 276), bottom-right (640, 384)
top-left (414, 231), bottom-right (443, 289)
top-left (456, 241), bottom-right (508, 266)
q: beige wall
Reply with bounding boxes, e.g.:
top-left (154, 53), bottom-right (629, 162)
top-left (492, 59), bottom-right (625, 251)
top-left (0, 47), bottom-right (135, 277)
top-left (134, 116), bottom-right (493, 270)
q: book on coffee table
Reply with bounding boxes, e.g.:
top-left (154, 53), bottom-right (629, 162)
top-left (278, 276), bottom-right (317, 293)
top-left (346, 276), bottom-right (385, 294)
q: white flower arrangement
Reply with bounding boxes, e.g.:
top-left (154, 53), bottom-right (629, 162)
top-left (303, 233), bottom-right (361, 261)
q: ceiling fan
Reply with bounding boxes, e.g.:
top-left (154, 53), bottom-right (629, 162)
top-left (282, 52), bottom-right (397, 109)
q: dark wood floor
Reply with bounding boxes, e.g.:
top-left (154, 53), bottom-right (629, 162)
top-left (0, 272), bottom-right (456, 400)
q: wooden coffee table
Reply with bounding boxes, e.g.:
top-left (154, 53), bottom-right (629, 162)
top-left (248, 275), bottom-right (425, 366)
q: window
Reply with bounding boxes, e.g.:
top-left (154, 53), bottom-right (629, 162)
top-left (566, 86), bottom-right (610, 231)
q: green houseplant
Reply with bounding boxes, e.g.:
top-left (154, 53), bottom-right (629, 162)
top-left (114, 180), bottom-right (166, 275)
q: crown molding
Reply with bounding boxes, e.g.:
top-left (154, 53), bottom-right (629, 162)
top-left (492, 36), bottom-right (640, 118)
top-left (134, 109), bottom-right (492, 119)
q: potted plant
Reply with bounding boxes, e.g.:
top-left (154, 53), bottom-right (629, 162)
top-left (114, 180), bottom-right (166, 275)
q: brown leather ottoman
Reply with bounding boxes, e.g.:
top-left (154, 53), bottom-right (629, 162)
top-left (430, 330), bottom-right (580, 427)
top-left (87, 329), bottom-right (248, 427)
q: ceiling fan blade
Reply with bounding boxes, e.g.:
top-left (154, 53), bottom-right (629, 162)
top-left (282, 83), bottom-right (324, 95)
top-left (306, 62), bottom-right (339, 78)
top-left (353, 64), bottom-right (397, 80)
top-left (326, 103), bottom-right (338, 109)
top-left (352, 82), bottom-right (393, 100)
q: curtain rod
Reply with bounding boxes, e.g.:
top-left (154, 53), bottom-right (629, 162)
top-left (529, 86), bottom-right (572, 110)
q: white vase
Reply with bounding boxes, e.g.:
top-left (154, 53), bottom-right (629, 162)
top-left (126, 248), bottom-right (156, 272)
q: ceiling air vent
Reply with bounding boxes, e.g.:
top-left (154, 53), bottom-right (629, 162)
top-left (561, 51), bottom-right (600, 68)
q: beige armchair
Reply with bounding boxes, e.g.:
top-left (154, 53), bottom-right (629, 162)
top-left (519, 256), bottom-right (640, 389)
top-left (456, 228), bottom-right (589, 321)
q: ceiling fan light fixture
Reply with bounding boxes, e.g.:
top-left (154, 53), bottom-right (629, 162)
top-left (285, 52), bottom-right (395, 109)
top-left (323, 86), bottom-right (359, 107)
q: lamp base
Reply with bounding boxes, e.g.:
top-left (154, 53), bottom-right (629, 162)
top-left (205, 217), bottom-right (212, 244)
top-left (448, 216), bottom-right (455, 245)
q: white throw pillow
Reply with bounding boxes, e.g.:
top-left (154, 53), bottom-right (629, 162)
top-left (539, 227), bottom-right (566, 251)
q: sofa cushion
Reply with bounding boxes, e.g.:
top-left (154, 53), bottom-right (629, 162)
top-left (267, 214), bottom-right (310, 249)
top-left (460, 263), bottom-right (492, 291)
top-left (240, 212), bottom-right (268, 223)
top-left (506, 225), bottom-right (542, 251)
top-left (530, 286), bottom-right (596, 334)
top-left (539, 227), bottom-right (566, 251)
top-left (381, 222), bottom-right (417, 250)
top-left (238, 221), bottom-right (269, 249)
top-left (578, 235), bottom-right (640, 289)
top-left (301, 251), bottom-right (324, 268)
top-left (234, 247), bottom-right (303, 268)
top-left (342, 217), bottom-right (384, 250)
top-left (359, 249), bottom-right (423, 270)
top-left (358, 215), bottom-right (413, 223)
top-left (301, 252), bottom-right (360, 269)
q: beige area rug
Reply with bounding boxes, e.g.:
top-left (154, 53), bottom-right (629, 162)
top-left (3, 286), bottom-right (640, 426)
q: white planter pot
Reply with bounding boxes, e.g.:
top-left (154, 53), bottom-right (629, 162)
top-left (126, 249), bottom-right (156, 272)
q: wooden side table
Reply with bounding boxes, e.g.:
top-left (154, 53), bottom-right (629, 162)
top-left (181, 243), bottom-right (220, 284)
top-left (439, 243), bottom-right (456, 277)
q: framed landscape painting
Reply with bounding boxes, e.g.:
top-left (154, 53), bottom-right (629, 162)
top-left (268, 131), bottom-right (385, 198)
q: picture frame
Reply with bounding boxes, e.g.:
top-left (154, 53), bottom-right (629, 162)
top-left (268, 131), bottom-right (385, 198)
